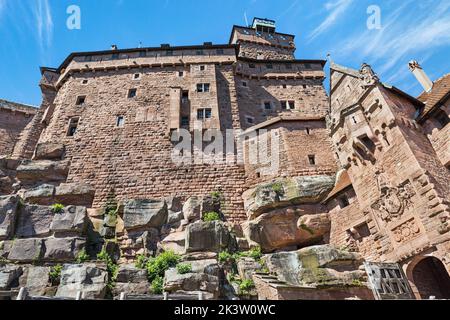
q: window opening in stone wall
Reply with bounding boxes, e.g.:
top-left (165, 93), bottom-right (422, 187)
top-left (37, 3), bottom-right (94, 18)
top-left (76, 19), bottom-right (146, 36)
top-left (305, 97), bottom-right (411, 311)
top-left (116, 116), bottom-right (125, 127)
top-left (281, 100), bottom-right (295, 110)
top-left (264, 102), bottom-right (272, 110)
top-left (128, 88), bottom-right (137, 98)
top-left (360, 135), bottom-right (376, 153)
top-left (339, 195), bottom-right (350, 208)
top-left (308, 155), bottom-right (316, 165)
top-left (246, 116), bottom-right (255, 124)
top-left (181, 116), bottom-right (189, 126)
top-left (182, 90), bottom-right (189, 103)
top-left (306, 128), bottom-right (311, 135)
top-left (76, 96), bottom-right (86, 105)
top-left (197, 108), bottom-right (212, 120)
top-left (178, 71), bottom-right (184, 77)
top-left (282, 84), bottom-right (287, 89)
top-left (197, 83), bottom-right (210, 93)
top-left (242, 81), bottom-right (248, 87)
top-left (435, 109), bottom-right (449, 128)
top-left (355, 223), bottom-right (371, 239)
top-left (133, 73), bottom-right (141, 80)
top-left (67, 118), bottom-right (79, 137)
top-left (81, 80), bottom-right (89, 85)
top-left (200, 65), bottom-right (206, 71)
top-left (352, 116), bottom-right (357, 124)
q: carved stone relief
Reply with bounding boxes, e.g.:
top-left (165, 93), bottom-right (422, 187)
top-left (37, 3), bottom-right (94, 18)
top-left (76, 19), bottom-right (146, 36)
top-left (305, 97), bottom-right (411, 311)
top-left (391, 219), bottom-right (421, 243)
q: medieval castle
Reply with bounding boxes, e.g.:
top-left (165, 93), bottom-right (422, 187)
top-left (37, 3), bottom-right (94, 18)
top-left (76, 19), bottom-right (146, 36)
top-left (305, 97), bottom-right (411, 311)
top-left (0, 18), bottom-right (449, 300)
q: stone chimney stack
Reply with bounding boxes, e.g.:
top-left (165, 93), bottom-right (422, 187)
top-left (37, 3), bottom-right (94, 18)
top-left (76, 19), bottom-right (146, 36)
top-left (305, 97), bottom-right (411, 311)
top-left (409, 60), bottom-right (433, 93)
top-left (111, 44), bottom-right (118, 50)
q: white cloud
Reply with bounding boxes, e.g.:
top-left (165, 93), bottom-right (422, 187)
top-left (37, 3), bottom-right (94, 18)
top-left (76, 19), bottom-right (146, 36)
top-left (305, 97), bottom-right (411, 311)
top-left (35, 0), bottom-right (53, 48)
top-left (308, 0), bottom-right (353, 41)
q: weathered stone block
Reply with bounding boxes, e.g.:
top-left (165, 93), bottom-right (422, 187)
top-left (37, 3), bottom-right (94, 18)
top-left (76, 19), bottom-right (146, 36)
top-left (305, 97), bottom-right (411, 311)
top-left (8, 238), bottom-right (44, 263)
top-left (24, 266), bottom-right (51, 296)
top-left (15, 204), bottom-right (54, 238)
top-left (50, 206), bottom-right (87, 234)
top-left (183, 197), bottom-right (201, 222)
top-left (22, 184), bottom-right (56, 205)
top-left (34, 142), bottom-right (65, 160)
top-left (0, 265), bottom-right (23, 290)
top-left (56, 264), bottom-right (108, 299)
top-left (54, 183), bottom-right (95, 207)
top-left (164, 268), bottom-right (219, 295)
top-left (16, 160), bottom-right (69, 183)
top-left (237, 257), bottom-right (262, 281)
top-left (123, 199), bottom-right (168, 230)
top-left (0, 195), bottom-right (19, 240)
top-left (116, 264), bottom-right (148, 283)
top-left (159, 231), bottom-right (186, 255)
top-left (43, 237), bottom-right (85, 262)
top-left (185, 221), bottom-right (236, 253)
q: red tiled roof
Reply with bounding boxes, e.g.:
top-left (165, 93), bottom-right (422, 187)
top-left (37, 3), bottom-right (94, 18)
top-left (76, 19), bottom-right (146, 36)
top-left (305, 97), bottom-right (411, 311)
top-left (418, 73), bottom-right (450, 118)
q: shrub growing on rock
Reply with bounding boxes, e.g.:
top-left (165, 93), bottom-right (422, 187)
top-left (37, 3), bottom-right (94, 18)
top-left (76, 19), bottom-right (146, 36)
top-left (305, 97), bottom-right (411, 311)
top-left (76, 249), bottom-right (89, 263)
top-left (135, 254), bottom-right (148, 269)
top-left (239, 279), bottom-right (255, 294)
top-left (176, 263), bottom-right (192, 275)
top-left (50, 203), bottom-right (65, 214)
top-left (146, 251), bottom-right (180, 282)
top-left (97, 248), bottom-right (118, 292)
top-left (151, 276), bottom-right (164, 294)
top-left (49, 264), bottom-right (63, 286)
top-left (202, 212), bottom-right (221, 222)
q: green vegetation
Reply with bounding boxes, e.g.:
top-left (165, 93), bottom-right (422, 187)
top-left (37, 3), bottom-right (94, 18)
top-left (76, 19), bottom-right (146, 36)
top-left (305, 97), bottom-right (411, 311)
top-left (239, 279), bottom-right (255, 294)
top-left (151, 276), bottom-right (164, 294)
top-left (135, 254), bottom-right (148, 270)
top-left (176, 263), bottom-right (192, 275)
top-left (97, 248), bottom-right (118, 292)
top-left (49, 264), bottom-right (63, 285)
top-left (146, 251), bottom-right (181, 283)
top-left (50, 203), bottom-right (65, 214)
top-left (210, 191), bottom-right (222, 199)
top-left (271, 182), bottom-right (284, 194)
top-left (76, 249), bottom-right (89, 263)
top-left (219, 251), bottom-right (235, 264)
top-left (0, 257), bottom-right (9, 266)
top-left (202, 211), bottom-right (221, 222)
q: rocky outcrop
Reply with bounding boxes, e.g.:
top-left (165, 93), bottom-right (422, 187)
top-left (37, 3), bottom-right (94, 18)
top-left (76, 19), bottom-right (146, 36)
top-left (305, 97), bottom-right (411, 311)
top-left (50, 206), bottom-right (87, 235)
top-left (123, 199), bottom-right (168, 230)
top-left (264, 245), bottom-right (367, 287)
top-left (182, 196), bottom-right (221, 223)
top-left (43, 237), bottom-right (85, 262)
top-left (164, 268), bottom-right (220, 297)
top-left (15, 204), bottom-right (54, 238)
top-left (185, 221), bottom-right (236, 253)
top-left (8, 238), bottom-right (44, 263)
top-left (242, 175), bottom-right (335, 220)
top-left (0, 195), bottom-right (19, 240)
top-left (33, 142), bottom-right (65, 161)
top-left (54, 183), bottom-right (95, 207)
top-left (113, 264), bottom-right (149, 296)
top-left (56, 264), bottom-right (108, 299)
top-left (159, 231), bottom-right (186, 255)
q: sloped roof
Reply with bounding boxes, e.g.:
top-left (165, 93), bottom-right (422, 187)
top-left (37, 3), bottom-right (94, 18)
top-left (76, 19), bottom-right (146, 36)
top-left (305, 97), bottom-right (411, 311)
top-left (417, 73), bottom-right (450, 118)
top-left (323, 170), bottom-right (353, 202)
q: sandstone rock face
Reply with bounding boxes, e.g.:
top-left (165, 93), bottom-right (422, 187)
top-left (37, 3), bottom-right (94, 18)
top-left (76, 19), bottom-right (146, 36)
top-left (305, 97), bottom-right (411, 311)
top-left (24, 266), bottom-right (51, 296)
top-left (56, 264), bottom-right (108, 299)
top-left (265, 245), bottom-right (367, 287)
top-left (0, 195), bottom-right (19, 240)
top-left (243, 209), bottom-right (330, 252)
top-left (22, 184), bottom-right (55, 205)
top-left (237, 258), bottom-right (262, 281)
top-left (0, 265), bottom-right (23, 290)
top-left (8, 238), bottom-right (44, 262)
top-left (34, 142), bottom-right (65, 160)
top-left (164, 268), bottom-right (219, 296)
top-left (243, 175), bottom-right (335, 219)
top-left (50, 206), bottom-right (87, 234)
top-left (183, 196), bottom-right (221, 222)
top-left (189, 259), bottom-right (222, 277)
top-left (159, 231), bottom-right (186, 255)
top-left (54, 183), bottom-right (95, 207)
top-left (15, 204), bottom-right (54, 238)
top-left (123, 199), bottom-right (168, 230)
top-left (119, 229), bottom-right (160, 260)
top-left (113, 264), bottom-right (149, 296)
top-left (16, 160), bottom-right (69, 184)
top-left (43, 237), bottom-right (85, 262)
top-left (185, 221), bottom-right (236, 253)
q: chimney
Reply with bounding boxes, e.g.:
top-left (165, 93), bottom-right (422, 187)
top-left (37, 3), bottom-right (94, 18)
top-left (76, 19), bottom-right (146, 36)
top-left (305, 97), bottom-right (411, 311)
top-left (409, 60), bottom-right (433, 93)
top-left (111, 44), bottom-right (118, 50)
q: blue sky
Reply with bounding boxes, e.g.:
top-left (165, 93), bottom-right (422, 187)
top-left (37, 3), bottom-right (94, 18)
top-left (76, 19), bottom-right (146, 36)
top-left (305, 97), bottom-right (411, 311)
top-left (0, 0), bottom-right (449, 106)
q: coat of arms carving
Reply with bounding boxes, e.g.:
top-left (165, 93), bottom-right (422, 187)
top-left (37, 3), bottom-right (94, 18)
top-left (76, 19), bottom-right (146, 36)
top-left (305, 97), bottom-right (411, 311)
top-left (371, 168), bottom-right (415, 223)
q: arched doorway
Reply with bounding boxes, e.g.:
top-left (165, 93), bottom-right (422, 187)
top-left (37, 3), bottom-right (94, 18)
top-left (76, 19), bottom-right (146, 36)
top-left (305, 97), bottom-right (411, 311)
top-left (412, 257), bottom-right (450, 299)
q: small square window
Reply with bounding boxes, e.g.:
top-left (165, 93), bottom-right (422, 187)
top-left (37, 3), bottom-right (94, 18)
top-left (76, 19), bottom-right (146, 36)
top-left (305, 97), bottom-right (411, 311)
top-left (246, 116), bottom-right (254, 124)
top-left (128, 89), bottom-right (137, 98)
top-left (282, 84), bottom-right (287, 89)
top-left (116, 116), bottom-right (125, 127)
top-left (264, 102), bottom-right (272, 110)
top-left (200, 65), bottom-right (206, 71)
top-left (76, 96), bottom-right (86, 105)
top-left (242, 81), bottom-right (248, 87)
top-left (178, 71), bottom-right (184, 77)
top-left (249, 63), bottom-right (256, 69)
top-left (308, 155), bottom-right (316, 165)
top-left (197, 108), bottom-right (212, 120)
top-left (266, 64), bottom-right (273, 69)
top-left (81, 80), bottom-right (89, 85)
top-left (133, 74), bottom-right (141, 80)
top-left (435, 110), bottom-right (449, 128)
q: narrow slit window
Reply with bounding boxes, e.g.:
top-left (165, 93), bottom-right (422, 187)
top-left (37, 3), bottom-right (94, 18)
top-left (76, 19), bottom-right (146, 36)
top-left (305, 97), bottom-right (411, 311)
top-left (339, 195), bottom-right (350, 208)
top-left (306, 128), bottom-right (311, 135)
top-left (178, 71), bottom-right (184, 77)
top-left (308, 155), bottom-right (316, 165)
top-left (181, 116), bottom-right (189, 126)
top-left (116, 116), bottom-right (125, 127)
top-left (67, 118), bottom-right (79, 137)
top-left (182, 90), bottom-right (189, 103)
